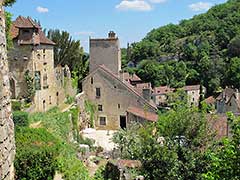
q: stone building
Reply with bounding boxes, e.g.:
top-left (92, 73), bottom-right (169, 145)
top-left (0, 2), bottom-right (15, 179)
top-left (8, 16), bottom-right (76, 112)
top-left (216, 87), bottom-right (240, 114)
top-left (152, 85), bottom-right (205, 107)
top-left (81, 32), bottom-right (157, 130)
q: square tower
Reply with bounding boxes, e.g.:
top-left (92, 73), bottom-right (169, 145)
top-left (89, 31), bottom-right (121, 76)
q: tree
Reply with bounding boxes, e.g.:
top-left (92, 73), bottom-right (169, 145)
top-left (113, 99), bottom-right (214, 180)
top-left (3, 0), bottom-right (16, 6)
top-left (47, 29), bottom-right (84, 71)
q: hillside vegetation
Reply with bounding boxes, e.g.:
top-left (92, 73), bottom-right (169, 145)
top-left (124, 0), bottom-right (240, 95)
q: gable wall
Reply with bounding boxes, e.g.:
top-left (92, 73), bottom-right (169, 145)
top-left (83, 69), bottom-right (156, 130)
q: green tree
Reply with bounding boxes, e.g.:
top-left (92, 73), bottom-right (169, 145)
top-left (47, 29), bottom-right (84, 70)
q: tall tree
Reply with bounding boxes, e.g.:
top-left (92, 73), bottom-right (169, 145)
top-left (47, 29), bottom-right (85, 71)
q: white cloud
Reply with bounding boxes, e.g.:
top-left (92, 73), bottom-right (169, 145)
top-left (189, 2), bottom-right (212, 11)
top-left (149, 0), bottom-right (167, 3)
top-left (116, 0), bottom-right (152, 11)
top-left (36, 6), bottom-right (49, 13)
top-left (74, 31), bottom-right (95, 36)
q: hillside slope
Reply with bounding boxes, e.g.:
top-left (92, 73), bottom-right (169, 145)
top-left (125, 0), bottom-right (240, 95)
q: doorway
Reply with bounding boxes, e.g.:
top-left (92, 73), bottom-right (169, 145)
top-left (120, 116), bottom-right (127, 129)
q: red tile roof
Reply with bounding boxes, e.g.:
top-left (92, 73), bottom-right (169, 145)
top-left (153, 86), bottom-right (174, 95)
top-left (184, 85), bottom-right (201, 91)
top-left (207, 114), bottom-right (229, 139)
top-left (10, 16), bottom-right (55, 45)
top-left (123, 72), bottom-right (142, 82)
top-left (127, 106), bottom-right (158, 122)
top-left (205, 96), bottom-right (216, 105)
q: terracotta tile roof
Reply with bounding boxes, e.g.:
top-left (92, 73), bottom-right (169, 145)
top-left (127, 106), bottom-right (158, 122)
top-left (123, 72), bottom-right (142, 82)
top-left (153, 86), bottom-right (174, 95)
top-left (205, 96), bottom-right (216, 105)
top-left (117, 160), bottom-right (142, 168)
top-left (10, 16), bottom-right (55, 45)
top-left (207, 114), bottom-right (229, 139)
top-left (184, 85), bottom-right (201, 91)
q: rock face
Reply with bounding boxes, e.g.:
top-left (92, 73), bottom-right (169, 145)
top-left (0, 2), bottom-right (16, 180)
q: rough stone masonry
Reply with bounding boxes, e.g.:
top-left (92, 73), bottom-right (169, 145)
top-left (0, 1), bottom-right (15, 179)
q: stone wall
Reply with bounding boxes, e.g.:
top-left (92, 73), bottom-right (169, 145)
top-left (89, 35), bottom-right (121, 76)
top-left (82, 67), bottom-right (156, 130)
top-left (0, 2), bottom-right (15, 180)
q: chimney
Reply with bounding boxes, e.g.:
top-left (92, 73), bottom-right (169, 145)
top-left (142, 87), bottom-right (152, 102)
top-left (235, 89), bottom-right (239, 100)
top-left (108, 31), bottom-right (116, 39)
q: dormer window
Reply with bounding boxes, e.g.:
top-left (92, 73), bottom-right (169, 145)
top-left (22, 29), bottom-right (30, 35)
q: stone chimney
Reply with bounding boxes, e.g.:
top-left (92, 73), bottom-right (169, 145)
top-left (108, 31), bottom-right (116, 39)
top-left (142, 88), bottom-right (152, 102)
top-left (235, 89), bottom-right (239, 100)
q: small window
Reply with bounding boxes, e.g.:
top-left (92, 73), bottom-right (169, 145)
top-left (43, 62), bottom-right (47, 65)
top-left (43, 49), bottom-right (46, 53)
top-left (96, 88), bottom-right (101, 98)
top-left (23, 29), bottom-right (30, 34)
top-left (98, 105), bottom-right (103, 111)
top-left (91, 77), bottom-right (93, 84)
top-left (118, 104), bottom-right (120, 109)
top-left (49, 96), bottom-right (52, 104)
top-left (37, 54), bottom-right (41, 59)
top-left (99, 117), bottom-right (106, 126)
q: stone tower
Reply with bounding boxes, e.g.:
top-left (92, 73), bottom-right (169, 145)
top-left (89, 31), bottom-right (121, 76)
top-left (0, 1), bottom-right (15, 180)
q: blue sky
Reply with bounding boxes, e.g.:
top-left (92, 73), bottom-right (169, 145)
top-left (7, 0), bottom-right (227, 52)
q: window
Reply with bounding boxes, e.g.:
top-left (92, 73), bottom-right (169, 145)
top-left (96, 88), bottom-right (101, 98)
top-left (34, 71), bottom-right (41, 90)
top-left (98, 105), bottom-right (103, 111)
top-left (49, 96), bottom-right (52, 104)
top-left (43, 49), bottom-right (46, 54)
top-left (22, 29), bottom-right (30, 34)
top-left (118, 104), bottom-right (121, 109)
top-left (43, 74), bottom-right (48, 89)
top-left (91, 77), bottom-right (93, 84)
top-left (99, 117), bottom-right (106, 126)
top-left (37, 54), bottom-right (41, 59)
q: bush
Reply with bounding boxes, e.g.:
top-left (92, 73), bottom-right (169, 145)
top-left (12, 101), bottom-right (21, 111)
top-left (15, 128), bottom-right (62, 180)
top-left (13, 111), bottom-right (29, 127)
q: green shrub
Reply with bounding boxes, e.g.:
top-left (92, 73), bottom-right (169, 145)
top-left (13, 111), bottom-right (29, 127)
top-left (15, 128), bottom-right (62, 180)
top-left (12, 101), bottom-right (21, 111)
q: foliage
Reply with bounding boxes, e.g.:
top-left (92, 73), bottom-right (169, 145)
top-left (113, 102), bottom-right (214, 180)
top-left (125, 0), bottom-right (240, 95)
top-left (5, 11), bottom-right (13, 49)
top-left (202, 113), bottom-right (240, 180)
top-left (92, 165), bottom-right (106, 180)
top-left (11, 100), bottom-right (21, 111)
top-left (18, 108), bottom-right (91, 179)
top-left (15, 128), bottom-right (62, 180)
top-left (24, 70), bottom-right (35, 102)
top-left (65, 95), bottom-right (74, 104)
top-left (85, 100), bottom-right (97, 128)
top-left (3, 0), bottom-right (16, 6)
top-left (13, 111), bottom-right (29, 127)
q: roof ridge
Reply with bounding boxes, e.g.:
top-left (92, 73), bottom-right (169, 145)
top-left (98, 65), bottom-right (157, 111)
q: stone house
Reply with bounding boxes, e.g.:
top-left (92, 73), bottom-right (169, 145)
top-left (8, 16), bottom-right (76, 112)
top-left (152, 85), bottom-right (205, 107)
top-left (216, 87), bottom-right (240, 114)
top-left (81, 32), bottom-right (157, 130)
